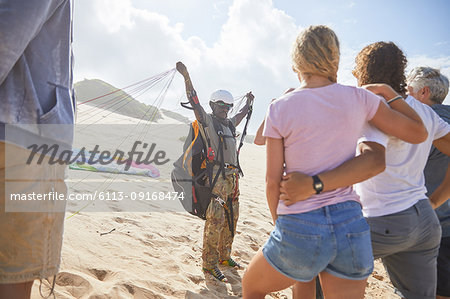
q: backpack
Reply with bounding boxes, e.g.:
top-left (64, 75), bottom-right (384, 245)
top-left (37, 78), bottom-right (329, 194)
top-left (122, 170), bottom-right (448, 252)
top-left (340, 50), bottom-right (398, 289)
top-left (171, 117), bottom-right (239, 220)
top-left (171, 120), bottom-right (212, 219)
top-left (171, 98), bottom-right (253, 225)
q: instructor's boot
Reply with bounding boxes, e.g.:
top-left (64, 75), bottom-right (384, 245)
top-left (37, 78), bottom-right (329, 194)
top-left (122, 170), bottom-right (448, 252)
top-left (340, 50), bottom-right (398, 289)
top-left (203, 266), bottom-right (228, 282)
top-left (219, 258), bottom-right (242, 269)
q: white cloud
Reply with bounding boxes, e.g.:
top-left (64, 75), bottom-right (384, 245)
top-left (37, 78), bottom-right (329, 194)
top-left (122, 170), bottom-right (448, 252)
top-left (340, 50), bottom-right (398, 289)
top-left (73, 0), bottom-right (192, 104)
top-left (212, 0), bottom-right (230, 20)
top-left (94, 0), bottom-right (135, 33)
top-left (73, 0), bottom-right (302, 131)
top-left (73, 0), bottom-right (450, 132)
top-left (338, 44), bottom-right (359, 86)
top-left (407, 55), bottom-right (450, 75)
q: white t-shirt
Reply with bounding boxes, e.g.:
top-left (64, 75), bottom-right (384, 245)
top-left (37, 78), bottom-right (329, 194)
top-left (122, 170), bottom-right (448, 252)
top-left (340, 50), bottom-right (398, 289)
top-left (355, 96), bottom-right (450, 217)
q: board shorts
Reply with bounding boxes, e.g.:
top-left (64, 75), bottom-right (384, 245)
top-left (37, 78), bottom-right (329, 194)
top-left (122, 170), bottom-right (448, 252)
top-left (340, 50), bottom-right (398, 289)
top-left (0, 142), bottom-right (67, 283)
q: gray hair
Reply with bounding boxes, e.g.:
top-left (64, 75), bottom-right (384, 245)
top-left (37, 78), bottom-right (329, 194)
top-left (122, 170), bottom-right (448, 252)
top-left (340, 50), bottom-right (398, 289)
top-left (406, 66), bottom-right (449, 104)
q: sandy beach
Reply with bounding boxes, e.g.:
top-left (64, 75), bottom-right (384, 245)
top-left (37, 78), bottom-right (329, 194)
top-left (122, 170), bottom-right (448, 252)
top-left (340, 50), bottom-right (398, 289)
top-left (29, 105), bottom-right (400, 298)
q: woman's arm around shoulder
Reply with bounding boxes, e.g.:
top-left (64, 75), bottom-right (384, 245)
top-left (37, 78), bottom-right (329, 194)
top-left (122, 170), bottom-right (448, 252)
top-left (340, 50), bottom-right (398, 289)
top-left (280, 141), bottom-right (386, 205)
top-left (365, 84), bottom-right (428, 144)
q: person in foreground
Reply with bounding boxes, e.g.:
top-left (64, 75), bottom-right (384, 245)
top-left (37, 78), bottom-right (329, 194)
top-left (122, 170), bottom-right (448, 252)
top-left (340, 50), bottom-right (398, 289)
top-left (242, 26), bottom-right (427, 299)
top-left (282, 43), bottom-right (450, 299)
top-left (407, 67), bottom-right (450, 299)
top-left (0, 1), bottom-right (75, 298)
top-left (176, 62), bottom-right (254, 282)
top-left (254, 90), bottom-right (386, 299)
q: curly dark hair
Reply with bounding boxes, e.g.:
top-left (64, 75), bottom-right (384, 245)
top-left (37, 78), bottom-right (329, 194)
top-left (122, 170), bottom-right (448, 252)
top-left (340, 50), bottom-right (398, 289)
top-left (353, 42), bottom-right (407, 94)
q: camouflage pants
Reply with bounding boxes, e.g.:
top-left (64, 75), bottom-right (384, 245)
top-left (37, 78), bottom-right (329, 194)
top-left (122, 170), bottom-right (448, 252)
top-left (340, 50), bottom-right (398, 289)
top-left (202, 173), bottom-right (239, 269)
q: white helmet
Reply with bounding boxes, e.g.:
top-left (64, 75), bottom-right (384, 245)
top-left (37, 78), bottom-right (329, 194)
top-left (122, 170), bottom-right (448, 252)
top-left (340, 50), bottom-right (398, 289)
top-left (210, 89), bottom-right (234, 104)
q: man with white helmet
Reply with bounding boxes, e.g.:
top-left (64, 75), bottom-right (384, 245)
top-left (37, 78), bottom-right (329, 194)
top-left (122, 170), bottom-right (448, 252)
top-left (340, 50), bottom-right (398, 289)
top-left (176, 62), bottom-right (254, 282)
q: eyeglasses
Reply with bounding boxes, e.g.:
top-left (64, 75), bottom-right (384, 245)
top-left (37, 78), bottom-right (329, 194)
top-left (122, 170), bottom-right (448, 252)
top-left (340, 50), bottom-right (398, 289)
top-left (215, 102), bottom-right (233, 109)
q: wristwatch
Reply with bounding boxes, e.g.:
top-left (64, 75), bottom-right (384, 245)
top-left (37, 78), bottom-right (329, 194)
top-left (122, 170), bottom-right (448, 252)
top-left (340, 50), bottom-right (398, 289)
top-left (312, 175), bottom-right (324, 194)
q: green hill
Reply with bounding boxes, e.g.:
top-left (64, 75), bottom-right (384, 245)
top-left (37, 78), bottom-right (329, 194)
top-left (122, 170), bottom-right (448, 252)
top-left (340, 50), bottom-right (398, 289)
top-left (74, 79), bottom-right (162, 121)
top-left (160, 108), bottom-right (191, 124)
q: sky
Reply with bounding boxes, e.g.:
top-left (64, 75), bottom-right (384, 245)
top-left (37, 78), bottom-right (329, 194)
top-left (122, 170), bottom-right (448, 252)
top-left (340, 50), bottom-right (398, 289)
top-left (73, 0), bottom-right (450, 133)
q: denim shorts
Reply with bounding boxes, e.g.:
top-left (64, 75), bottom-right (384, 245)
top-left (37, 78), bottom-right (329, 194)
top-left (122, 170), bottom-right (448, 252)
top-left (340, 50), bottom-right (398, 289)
top-left (262, 201), bottom-right (373, 282)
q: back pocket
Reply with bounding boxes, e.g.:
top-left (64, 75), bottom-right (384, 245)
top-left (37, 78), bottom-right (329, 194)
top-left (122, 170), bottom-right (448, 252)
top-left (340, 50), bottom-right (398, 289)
top-left (347, 225), bottom-right (374, 273)
top-left (367, 208), bottom-right (418, 237)
top-left (279, 226), bottom-right (322, 272)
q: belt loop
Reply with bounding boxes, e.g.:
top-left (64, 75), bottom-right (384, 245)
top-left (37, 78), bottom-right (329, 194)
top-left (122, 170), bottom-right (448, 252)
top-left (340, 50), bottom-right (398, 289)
top-left (413, 201), bottom-right (421, 215)
top-left (324, 205), bottom-right (333, 227)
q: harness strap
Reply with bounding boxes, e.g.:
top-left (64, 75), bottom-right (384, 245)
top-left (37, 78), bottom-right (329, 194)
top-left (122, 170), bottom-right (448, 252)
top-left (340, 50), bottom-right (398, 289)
top-left (211, 116), bottom-right (236, 181)
top-left (236, 102), bottom-right (253, 177)
top-left (195, 121), bottom-right (221, 191)
top-left (197, 121), bottom-right (208, 143)
top-left (215, 194), bottom-right (235, 238)
top-left (232, 174), bottom-right (239, 200)
top-left (227, 197), bottom-right (234, 238)
top-left (218, 134), bottom-right (226, 180)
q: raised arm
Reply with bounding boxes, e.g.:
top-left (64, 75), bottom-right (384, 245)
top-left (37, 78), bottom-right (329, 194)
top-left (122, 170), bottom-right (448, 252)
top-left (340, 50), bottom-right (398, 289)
top-left (266, 137), bottom-right (284, 224)
top-left (176, 61), bottom-right (207, 124)
top-left (233, 92), bottom-right (254, 127)
top-left (280, 141), bottom-right (386, 204)
top-left (365, 84), bottom-right (428, 144)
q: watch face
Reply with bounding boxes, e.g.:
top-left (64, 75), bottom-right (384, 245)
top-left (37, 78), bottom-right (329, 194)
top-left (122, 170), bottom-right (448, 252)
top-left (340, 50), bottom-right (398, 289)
top-left (312, 175), bottom-right (323, 194)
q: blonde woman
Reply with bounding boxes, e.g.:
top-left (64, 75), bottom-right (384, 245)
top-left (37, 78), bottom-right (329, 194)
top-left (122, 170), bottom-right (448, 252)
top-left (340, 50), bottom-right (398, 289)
top-left (242, 25), bottom-right (428, 299)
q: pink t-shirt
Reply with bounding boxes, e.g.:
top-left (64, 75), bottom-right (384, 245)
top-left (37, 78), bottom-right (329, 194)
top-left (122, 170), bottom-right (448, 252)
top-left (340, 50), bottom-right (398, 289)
top-left (263, 83), bottom-right (381, 215)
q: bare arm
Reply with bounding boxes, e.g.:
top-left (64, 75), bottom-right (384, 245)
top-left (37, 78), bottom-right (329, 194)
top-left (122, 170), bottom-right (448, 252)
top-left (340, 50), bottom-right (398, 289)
top-left (233, 92), bottom-right (254, 127)
top-left (429, 132), bottom-right (450, 209)
top-left (266, 137), bottom-right (284, 224)
top-left (433, 132), bottom-right (450, 156)
top-left (254, 120), bottom-right (266, 145)
top-left (280, 141), bottom-right (386, 204)
top-left (254, 88), bottom-right (295, 146)
top-left (429, 162), bottom-right (450, 209)
top-left (365, 84), bottom-right (428, 144)
top-left (176, 61), bottom-right (206, 124)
